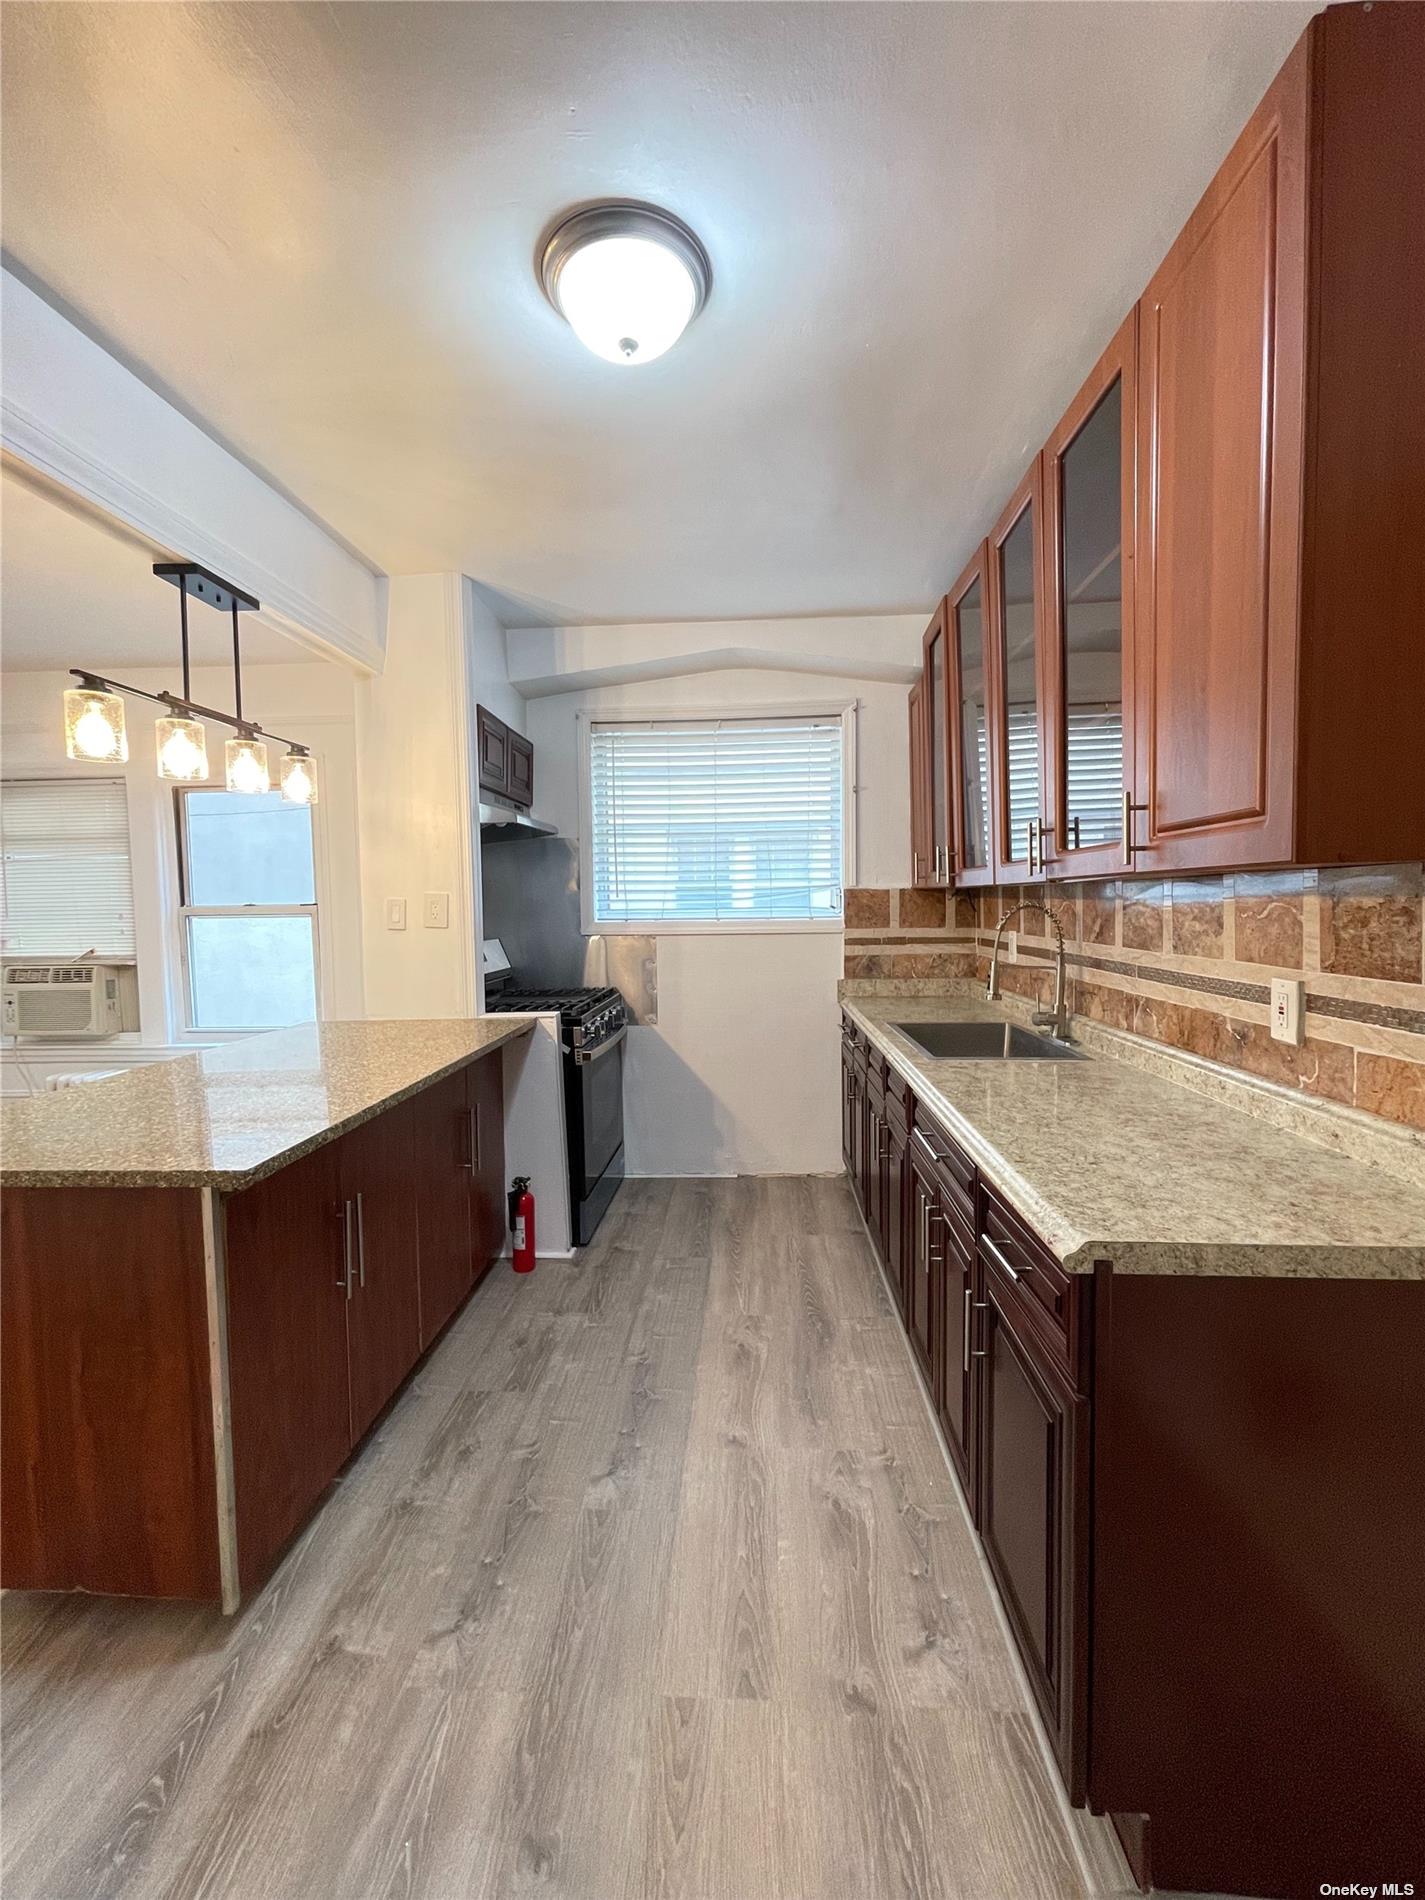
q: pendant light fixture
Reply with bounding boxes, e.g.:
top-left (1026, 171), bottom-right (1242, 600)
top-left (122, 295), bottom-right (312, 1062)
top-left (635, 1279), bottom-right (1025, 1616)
top-left (539, 201), bottom-right (711, 366)
top-left (219, 594), bottom-right (269, 794)
top-left (64, 561), bottom-right (320, 806)
top-left (279, 749), bottom-right (319, 806)
top-left (63, 682), bottom-right (129, 763)
top-left (154, 570), bottom-right (209, 782)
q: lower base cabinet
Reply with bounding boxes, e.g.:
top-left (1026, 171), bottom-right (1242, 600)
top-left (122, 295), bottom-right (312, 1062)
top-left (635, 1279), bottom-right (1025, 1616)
top-left (842, 1013), bottom-right (1423, 1898)
top-left (937, 1208), bottom-right (975, 1500)
top-left (978, 1246), bottom-right (1088, 1799)
top-left (225, 1140), bottom-right (353, 1594)
top-left (226, 1048), bottom-right (508, 1593)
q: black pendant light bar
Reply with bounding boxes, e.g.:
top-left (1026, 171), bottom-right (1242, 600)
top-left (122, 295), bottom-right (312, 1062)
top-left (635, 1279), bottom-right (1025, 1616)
top-left (64, 671), bottom-right (310, 756)
top-left (68, 561), bottom-right (311, 757)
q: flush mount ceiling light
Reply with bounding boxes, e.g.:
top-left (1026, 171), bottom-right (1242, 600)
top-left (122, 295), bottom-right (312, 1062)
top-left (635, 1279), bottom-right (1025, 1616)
top-left (539, 201), bottom-right (711, 366)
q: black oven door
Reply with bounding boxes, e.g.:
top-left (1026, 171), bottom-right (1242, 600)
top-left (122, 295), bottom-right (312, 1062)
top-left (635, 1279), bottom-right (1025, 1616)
top-left (566, 1028), bottom-right (626, 1203)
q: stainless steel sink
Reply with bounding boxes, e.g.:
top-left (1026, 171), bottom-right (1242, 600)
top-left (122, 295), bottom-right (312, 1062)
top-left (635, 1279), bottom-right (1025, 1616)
top-left (893, 1021), bottom-right (1084, 1061)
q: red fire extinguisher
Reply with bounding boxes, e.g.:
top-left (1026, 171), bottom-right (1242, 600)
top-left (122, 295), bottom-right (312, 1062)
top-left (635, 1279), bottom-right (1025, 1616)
top-left (509, 1176), bottom-right (536, 1273)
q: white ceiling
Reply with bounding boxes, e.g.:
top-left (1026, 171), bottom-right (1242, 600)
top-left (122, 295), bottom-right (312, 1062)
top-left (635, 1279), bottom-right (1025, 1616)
top-left (1, 1), bottom-right (1318, 626)
top-left (0, 468), bottom-right (305, 671)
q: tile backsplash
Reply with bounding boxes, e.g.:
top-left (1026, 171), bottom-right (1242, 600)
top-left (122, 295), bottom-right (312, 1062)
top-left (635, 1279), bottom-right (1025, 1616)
top-left (842, 865), bottom-right (1425, 1133)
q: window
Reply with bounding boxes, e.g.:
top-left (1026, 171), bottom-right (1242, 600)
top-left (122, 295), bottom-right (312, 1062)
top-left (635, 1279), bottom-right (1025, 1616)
top-left (176, 788), bottom-right (318, 1030)
top-left (587, 715), bottom-right (846, 927)
top-left (0, 778), bottom-right (136, 957)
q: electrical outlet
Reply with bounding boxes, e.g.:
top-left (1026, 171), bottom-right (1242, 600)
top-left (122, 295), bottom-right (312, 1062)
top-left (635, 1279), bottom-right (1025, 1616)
top-left (423, 892), bottom-right (450, 930)
top-left (1004, 929), bottom-right (1018, 963)
top-left (385, 898), bottom-right (407, 932)
top-left (1270, 977), bottom-right (1304, 1046)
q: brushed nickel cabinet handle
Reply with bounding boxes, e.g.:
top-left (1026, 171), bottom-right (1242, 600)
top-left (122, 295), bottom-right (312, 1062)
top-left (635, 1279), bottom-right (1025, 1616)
top-left (354, 1190), bottom-right (366, 1289)
top-left (336, 1201), bottom-right (351, 1294)
top-left (1121, 788), bottom-right (1147, 866)
top-left (338, 1199), bottom-right (355, 1299)
top-left (963, 1286), bottom-right (972, 1373)
top-left (980, 1233), bottom-right (1020, 1283)
top-left (913, 1127), bottom-right (949, 1163)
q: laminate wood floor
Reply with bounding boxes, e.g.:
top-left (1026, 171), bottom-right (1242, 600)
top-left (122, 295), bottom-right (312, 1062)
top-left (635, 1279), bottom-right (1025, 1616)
top-left (2, 1177), bottom-right (1107, 1900)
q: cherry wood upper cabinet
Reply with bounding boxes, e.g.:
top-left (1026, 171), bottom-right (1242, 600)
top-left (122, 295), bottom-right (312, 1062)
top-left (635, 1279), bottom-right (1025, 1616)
top-left (918, 601), bottom-right (954, 886)
top-left (907, 675), bottom-right (929, 888)
top-left (1043, 314), bottom-right (1137, 882)
top-left (1131, 3), bottom-right (1425, 873)
top-left (987, 466), bottom-right (1050, 883)
top-left (947, 546), bottom-right (996, 889)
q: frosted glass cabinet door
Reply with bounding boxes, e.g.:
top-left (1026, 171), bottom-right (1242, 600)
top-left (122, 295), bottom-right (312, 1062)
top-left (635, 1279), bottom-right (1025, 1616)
top-left (919, 601), bottom-right (952, 886)
top-left (947, 544), bottom-right (995, 889)
top-left (1044, 313), bottom-right (1137, 881)
top-left (989, 465), bottom-right (1048, 884)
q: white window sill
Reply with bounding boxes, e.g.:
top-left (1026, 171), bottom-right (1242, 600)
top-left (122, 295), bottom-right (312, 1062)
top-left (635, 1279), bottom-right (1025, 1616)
top-left (585, 919), bottom-right (845, 938)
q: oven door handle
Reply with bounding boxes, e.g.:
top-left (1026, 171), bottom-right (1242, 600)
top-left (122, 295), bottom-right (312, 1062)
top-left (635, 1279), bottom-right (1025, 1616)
top-left (572, 1025), bottom-right (628, 1064)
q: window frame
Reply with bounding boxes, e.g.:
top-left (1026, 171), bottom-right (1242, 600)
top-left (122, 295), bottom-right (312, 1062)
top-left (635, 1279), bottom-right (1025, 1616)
top-left (576, 701), bottom-right (859, 937)
top-left (0, 774), bottom-right (138, 963)
top-left (172, 785), bottom-right (323, 1034)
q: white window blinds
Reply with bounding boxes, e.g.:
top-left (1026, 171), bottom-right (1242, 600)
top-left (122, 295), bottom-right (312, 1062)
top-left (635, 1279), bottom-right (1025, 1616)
top-left (1002, 706), bottom-right (1124, 857)
top-left (0, 778), bottom-right (136, 957)
top-left (589, 717), bottom-right (845, 924)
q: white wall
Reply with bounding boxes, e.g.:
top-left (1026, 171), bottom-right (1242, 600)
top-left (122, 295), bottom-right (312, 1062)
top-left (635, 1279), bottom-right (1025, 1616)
top-left (1, 267), bottom-right (383, 670)
top-left (1, 660), bottom-right (362, 1086)
top-left (525, 622), bottom-right (921, 1176)
top-left (357, 574), bottom-right (479, 1019)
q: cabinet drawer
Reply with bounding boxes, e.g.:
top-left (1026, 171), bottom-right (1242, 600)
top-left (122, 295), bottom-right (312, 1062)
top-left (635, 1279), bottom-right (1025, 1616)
top-left (978, 1187), bottom-right (1085, 1386)
top-left (909, 1110), bottom-right (975, 1227)
top-left (885, 1069), bottom-right (915, 1122)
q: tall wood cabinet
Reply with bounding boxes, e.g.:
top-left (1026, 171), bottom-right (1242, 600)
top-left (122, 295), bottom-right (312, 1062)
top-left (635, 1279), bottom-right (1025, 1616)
top-left (906, 3), bottom-right (1425, 887)
top-left (1043, 314), bottom-right (1137, 881)
top-left (1131, 3), bottom-right (1424, 873)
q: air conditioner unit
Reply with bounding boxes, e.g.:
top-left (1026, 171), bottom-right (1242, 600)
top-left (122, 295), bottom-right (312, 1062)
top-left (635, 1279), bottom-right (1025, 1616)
top-left (2, 963), bottom-right (125, 1039)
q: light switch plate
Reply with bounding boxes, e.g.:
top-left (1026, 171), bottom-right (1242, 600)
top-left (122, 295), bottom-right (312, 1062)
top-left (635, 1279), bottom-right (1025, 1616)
top-left (423, 892), bottom-right (450, 930)
top-left (385, 898), bottom-right (407, 932)
top-left (1270, 977), bottom-right (1304, 1046)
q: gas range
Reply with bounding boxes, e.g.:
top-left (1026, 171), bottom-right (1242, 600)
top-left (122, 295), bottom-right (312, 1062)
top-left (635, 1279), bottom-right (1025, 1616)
top-left (485, 984), bottom-right (627, 1061)
top-left (482, 949), bottom-right (627, 1248)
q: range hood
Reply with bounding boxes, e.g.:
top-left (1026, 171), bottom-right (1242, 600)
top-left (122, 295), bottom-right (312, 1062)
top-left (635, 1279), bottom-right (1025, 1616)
top-left (478, 800), bottom-right (558, 841)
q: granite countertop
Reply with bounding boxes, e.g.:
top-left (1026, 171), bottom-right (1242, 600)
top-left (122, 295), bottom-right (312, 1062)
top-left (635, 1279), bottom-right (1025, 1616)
top-left (843, 995), bottom-right (1425, 1280)
top-left (0, 1018), bottom-right (536, 1191)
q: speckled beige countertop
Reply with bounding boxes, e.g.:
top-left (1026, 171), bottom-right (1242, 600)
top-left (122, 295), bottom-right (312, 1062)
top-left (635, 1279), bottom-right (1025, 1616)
top-left (0, 1018), bottom-right (536, 1192)
top-left (844, 995), bottom-right (1425, 1279)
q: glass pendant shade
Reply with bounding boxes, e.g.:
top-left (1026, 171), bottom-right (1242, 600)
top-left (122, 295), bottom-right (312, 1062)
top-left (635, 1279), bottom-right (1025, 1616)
top-left (155, 716), bottom-right (210, 782)
top-left (279, 750), bottom-right (319, 806)
top-left (64, 687), bottom-right (128, 763)
top-left (225, 734), bottom-right (271, 795)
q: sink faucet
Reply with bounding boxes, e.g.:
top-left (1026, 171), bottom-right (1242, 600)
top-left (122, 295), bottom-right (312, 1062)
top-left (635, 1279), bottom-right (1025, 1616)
top-left (986, 901), bottom-right (1072, 1041)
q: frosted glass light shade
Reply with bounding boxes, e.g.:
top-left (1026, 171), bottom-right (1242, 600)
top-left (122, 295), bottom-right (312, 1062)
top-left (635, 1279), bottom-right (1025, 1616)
top-left (224, 735), bottom-right (270, 795)
top-left (554, 234), bottom-right (697, 365)
top-left (64, 687), bottom-right (128, 763)
top-left (542, 205), bottom-right (709, 367)
top-left (279, 750), bottom-right (319, 806)
top-left (156, 716), bottom-right (209, 782)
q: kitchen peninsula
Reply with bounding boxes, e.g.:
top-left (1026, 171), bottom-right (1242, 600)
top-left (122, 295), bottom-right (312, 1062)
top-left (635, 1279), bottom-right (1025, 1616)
top-left (1, 1018), bottom-right (533, 1613)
